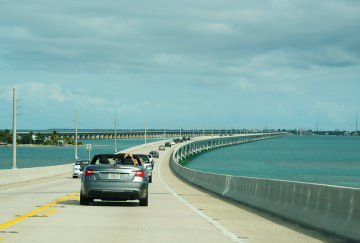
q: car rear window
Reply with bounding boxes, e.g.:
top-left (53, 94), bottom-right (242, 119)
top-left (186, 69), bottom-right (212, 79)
top-left (136, 154), bottom-right (150, 163)
top-left (91, 154), bottom-right (143, 166)
top-left (75, 161), bottom-right (89, 165)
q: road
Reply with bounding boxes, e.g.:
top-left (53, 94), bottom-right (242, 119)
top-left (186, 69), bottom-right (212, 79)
top-left (0, 141), bottom-right (344, 243)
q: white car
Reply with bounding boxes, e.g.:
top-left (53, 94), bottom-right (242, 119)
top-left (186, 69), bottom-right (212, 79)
top-left (170, 141), bottom-right (176, 145)
top-left (133, 154), bottom-right (154, 183)
top-left (72, 160), bottom-right (90, 178)
top-left (147, 154), bottom-right (154, 164)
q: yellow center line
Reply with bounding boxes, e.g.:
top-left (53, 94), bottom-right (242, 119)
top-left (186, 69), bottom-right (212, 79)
top-left (0, 193), bottom-right (78, 231)
top-left (42, 209), bottom-right (57, 217)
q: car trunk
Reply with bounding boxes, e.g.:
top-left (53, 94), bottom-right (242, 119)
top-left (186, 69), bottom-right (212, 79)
top-left (90, 165), bottom-right (137, 181)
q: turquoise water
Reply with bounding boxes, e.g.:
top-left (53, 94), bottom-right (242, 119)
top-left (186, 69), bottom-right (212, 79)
top-left (182, 136), bottom-right (360, 188)
top-left (0, 138), bottom-right (161, 169)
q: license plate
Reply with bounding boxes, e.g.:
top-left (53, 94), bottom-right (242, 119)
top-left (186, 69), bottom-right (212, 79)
top-left (108, 173), bottom-right (121, 179)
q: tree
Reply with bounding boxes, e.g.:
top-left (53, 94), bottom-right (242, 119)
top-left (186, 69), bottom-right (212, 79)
top-left (50, 130), bottom-right (60, 145)
top-left (19, 132), bottom-right (33, 144)
top-left (0, 129), bottom-right (12, 143)
top-left (35, 132), bottom-right (45, 144)
top-left (63, 136), bottom-right (74, 145)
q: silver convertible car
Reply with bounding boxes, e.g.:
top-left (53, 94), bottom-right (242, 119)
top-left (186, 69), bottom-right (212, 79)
top-left (80, 153), bottom-right (149, 206)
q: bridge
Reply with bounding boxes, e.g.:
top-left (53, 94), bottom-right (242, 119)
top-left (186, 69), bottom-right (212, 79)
top-left (16, 129), bottom-right (271, 140)
top-left (0, 133), bottom-right (357, 242)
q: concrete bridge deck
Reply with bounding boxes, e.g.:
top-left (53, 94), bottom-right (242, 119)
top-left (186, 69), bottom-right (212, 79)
top-left (0, 140), bottom-right (345, 242)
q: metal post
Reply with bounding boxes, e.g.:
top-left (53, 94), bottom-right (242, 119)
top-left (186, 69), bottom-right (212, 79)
top-left (114, 116), bottom-right (118, 152)
top-left (75, 111), bottom-right (78, 160)
top-left (144, 123), bottom-right (147, 144)
top-left (12, 88), bottom-right (17, 169)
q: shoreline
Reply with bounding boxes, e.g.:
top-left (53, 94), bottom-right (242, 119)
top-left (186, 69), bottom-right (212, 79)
top-left (0, 144), bottom-right (112, 147)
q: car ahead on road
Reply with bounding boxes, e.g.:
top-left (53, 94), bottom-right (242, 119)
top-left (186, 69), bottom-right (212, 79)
top-left (165, 142), bottom-right (171, 147)
top-left (158, 145), bottom-right (165, 151)
top-left (133, 153), bottom-right (154, 183)
top-left (72, 159), bottom-right (90, 178)
top-left (80, 153), bottom-right (149, 206)
top-left (149, 150), bottom-right (159, 158)
top-left (147, 154), bottom-right (154, 164)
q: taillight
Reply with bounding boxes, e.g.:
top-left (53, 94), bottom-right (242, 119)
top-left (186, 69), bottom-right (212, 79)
top-left (84, 169), bottom-right (94, 176)
top-left (132, 170), bottom-right (145, 178)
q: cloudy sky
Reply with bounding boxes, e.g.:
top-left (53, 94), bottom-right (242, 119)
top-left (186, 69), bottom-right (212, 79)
top-left (1, 0), bottom-right (359, 131)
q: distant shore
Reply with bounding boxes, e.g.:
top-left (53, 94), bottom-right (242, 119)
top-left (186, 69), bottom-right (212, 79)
top-left (0, 144), bottom-right (112, 147)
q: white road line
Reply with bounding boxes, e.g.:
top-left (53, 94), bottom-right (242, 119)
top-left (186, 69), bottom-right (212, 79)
top-left (157, 151), bottom-right (244, 243)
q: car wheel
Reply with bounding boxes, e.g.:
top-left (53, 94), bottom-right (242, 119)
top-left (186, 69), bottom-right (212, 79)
top-left (149, 176), bottom-right (152, 183)
top-left (139, 193), bottom-right (148, 206)
top-left (73, 175), bottom-right (77, 178)
top-left (80, 193), bottom-right (90, 205)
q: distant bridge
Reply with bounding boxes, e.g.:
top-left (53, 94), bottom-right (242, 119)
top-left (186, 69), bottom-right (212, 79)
top-left (16, 129), bottom-right (271, 140)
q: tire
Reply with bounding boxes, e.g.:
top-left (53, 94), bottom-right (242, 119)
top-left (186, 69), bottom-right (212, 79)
top-left (149, 176), bottom-right (152, 183)
top-left (139, 193), bottom-right (148, 206)
top-left (80, 193), bottom-right (90, 205)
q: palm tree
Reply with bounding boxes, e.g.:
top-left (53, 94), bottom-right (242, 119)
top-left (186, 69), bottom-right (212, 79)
top-left (50, 130), bottom-right (59, 145)
top-left (3, 129), bottom-right (12, 143)
top-left (36, 132), bottom-right (45, 144)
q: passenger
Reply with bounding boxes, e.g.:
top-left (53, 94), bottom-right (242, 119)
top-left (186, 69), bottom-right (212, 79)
top-left (99, 155), bottom-right (110, 164)
top-left (114, 157), bottom-right (122, 164)
top-left (123, 154), bottom-right (135, 165)
top-left (138, 157), bottom-right (145, 164)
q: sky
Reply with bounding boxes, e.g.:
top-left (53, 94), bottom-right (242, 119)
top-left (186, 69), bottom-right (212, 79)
top-left (0, 0), bottom-right (360, 131)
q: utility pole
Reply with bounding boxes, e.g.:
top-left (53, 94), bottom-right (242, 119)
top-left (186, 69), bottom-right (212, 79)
top-left (356, 114), bottom-right (358, 132)
top-left (114, 116), bottom-right (118, 152)
top-left (144, 122), bottom-right (147, 144)
top-left (12, 88), bottom-right (17, 169)
top-left (265, 118), bottom-right (268, 133)
top-left (75, 111), bottom-right (78, 160)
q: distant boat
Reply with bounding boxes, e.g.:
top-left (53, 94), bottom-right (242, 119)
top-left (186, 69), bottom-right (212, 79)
top-left (0, 142), bottom-right (8, 146)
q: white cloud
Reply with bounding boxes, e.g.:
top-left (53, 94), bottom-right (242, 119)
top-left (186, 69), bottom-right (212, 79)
top-left (1, 83), bottom-right (109, 107)
top-left (312, 100), bottom-right (353, 123)
top-left (0, 26), bottom-right (32, 40)
top-left (152, 53), bottom-right (186, 65)
top-left (190, 22), bottom-right (234, 35)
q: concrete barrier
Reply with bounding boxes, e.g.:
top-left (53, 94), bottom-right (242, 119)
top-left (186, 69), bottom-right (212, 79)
top-left (171, 136), bottom-right (360, 242)
top-left (0, 164), bottom-right (72, 187)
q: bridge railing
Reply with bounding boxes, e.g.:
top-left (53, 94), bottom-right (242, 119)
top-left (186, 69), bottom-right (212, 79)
top-left (170, 133), bottom-right (360, 242)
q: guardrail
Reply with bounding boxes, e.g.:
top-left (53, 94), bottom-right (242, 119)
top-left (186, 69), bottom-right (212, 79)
top-left (170, 133), bottom-right (360, 242)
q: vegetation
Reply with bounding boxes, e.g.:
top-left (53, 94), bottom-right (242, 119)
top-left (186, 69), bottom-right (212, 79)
top-left (0, 129), bottom-right (11, 143)
top-left (0, 130), bottom-right (83, 146)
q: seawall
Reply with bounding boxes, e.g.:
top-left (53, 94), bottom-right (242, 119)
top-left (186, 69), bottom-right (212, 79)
top-left (170, 134), bottom-right (360, 242)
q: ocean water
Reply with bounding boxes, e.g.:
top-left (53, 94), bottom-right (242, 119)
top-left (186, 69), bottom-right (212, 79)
top-left (182, 135), bottom-right (360, 188)
top-left (0, 138), bottom-right (161, 169)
